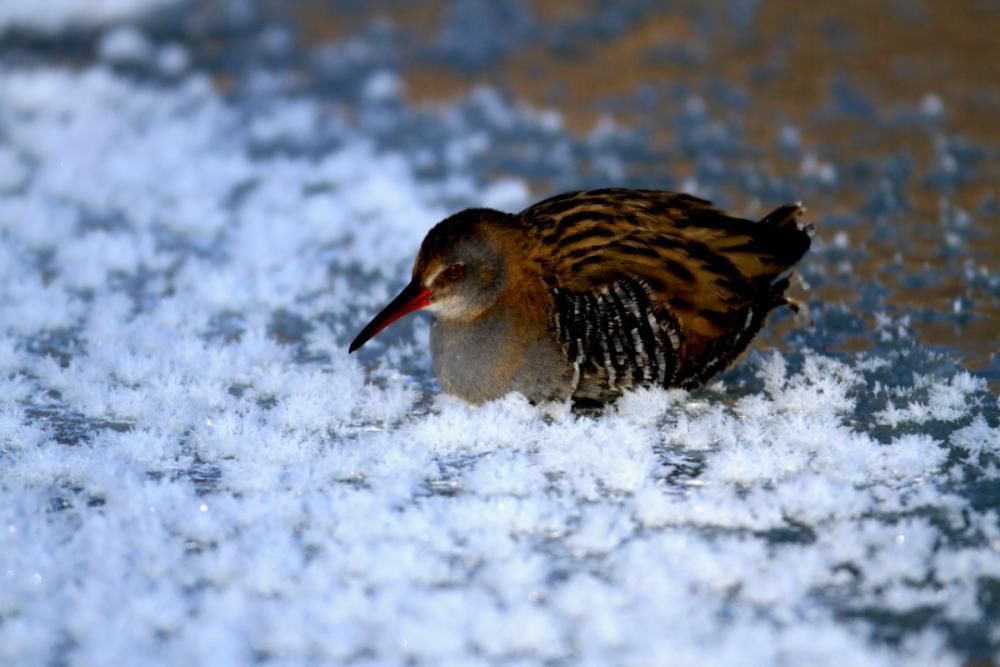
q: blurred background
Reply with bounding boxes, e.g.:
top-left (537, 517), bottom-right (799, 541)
top-left (3, 0), bottom-right (997, 383)
top-left (292, 0), bottom-right (1000, 385)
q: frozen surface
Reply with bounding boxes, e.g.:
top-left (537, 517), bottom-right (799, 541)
top-left (0, 0), bottom-right (185, 35)
top-left (1, 2), bottom-right (999, 666)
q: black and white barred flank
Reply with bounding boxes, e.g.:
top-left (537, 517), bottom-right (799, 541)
top-left (550, 278), bottom-right (683, 398)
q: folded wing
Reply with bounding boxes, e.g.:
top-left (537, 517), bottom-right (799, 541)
top-left (519, 188), bottom-right (812, 395)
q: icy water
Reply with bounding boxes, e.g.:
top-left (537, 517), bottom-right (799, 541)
top-left (0, 1), bottom-right (998, 666)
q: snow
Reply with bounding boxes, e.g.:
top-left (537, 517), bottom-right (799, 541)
top-left (98, 26), bottom-right (155, 64)
top-left (363, 70), bottom-right (403, 102)
top-left (921, 94), bottom-right (944, 118)
top-left (0, 21), bottom-right (998, 667)
top-left (0, 0), bottom-right (185, 35)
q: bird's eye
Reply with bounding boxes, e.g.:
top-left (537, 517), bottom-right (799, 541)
top-left (445, 263), bottom-right (465, 280)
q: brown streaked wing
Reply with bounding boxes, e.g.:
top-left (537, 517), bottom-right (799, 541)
top-left (518, 189), bottom-right (810, 363)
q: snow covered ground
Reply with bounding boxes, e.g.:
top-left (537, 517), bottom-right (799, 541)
top-left (0, 0), bottom-right (186, 35)
top-left (1, 2), bottom-right (998, 666)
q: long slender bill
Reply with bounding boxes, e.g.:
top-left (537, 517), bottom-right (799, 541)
top-left (349, 280), bottom-right (431, 352)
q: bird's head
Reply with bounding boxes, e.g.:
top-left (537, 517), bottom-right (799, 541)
top-left (349, 208), bottom-right (516, 353)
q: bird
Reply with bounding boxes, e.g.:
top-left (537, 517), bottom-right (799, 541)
top-left (349, 188), bottom-right (813, 405)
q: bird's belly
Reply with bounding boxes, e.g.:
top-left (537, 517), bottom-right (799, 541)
top-left (430, 315), bottom-right (572, 404)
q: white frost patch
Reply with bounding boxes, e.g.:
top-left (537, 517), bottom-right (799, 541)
top-left (362, 70), bottom-right (402, 102)
top-left (0, 64), bottom-right (996, 667)
top-left (479, 177), bottom-right (530, 211)
top-left (0, 0), bottom-right (185, 35)
top-left (921, 94), bottom-right (944, 117)
top-left (875, 372), bottom-right (987, 427)
top-left (950, 416), bottom-right (1000, 459)
top-left (98, 26), bottom-right (154, 64)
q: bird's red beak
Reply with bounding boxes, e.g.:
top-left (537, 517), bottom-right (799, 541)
top-left (349, 280), bottom-right (431, 353)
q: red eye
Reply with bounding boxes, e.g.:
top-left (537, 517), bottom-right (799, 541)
top-left (445, 263), bottom-right (464, 280)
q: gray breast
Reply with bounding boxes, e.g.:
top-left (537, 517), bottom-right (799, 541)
top-left (430, 305), bottom-right (574, 404)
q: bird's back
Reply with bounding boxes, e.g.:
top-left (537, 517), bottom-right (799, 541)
top-left (517, 188), bottom-right (813, 400)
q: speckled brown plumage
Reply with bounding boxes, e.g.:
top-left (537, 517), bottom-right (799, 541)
top-left (350, 188), bottom-right (813, 405)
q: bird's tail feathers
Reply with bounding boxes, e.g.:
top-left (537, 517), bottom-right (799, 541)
top-left (759, 202), bottom-right (814, 237)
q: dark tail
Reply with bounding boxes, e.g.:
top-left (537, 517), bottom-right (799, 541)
top-left (709, 202), bottom-right (814, 287)
top-left (755, 203), bottom-right (813, 309)
top-left (758, 203), bottom-right (813, 263)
